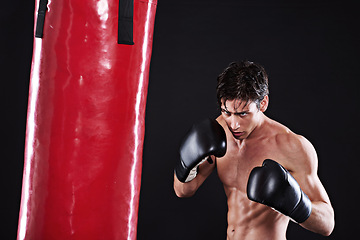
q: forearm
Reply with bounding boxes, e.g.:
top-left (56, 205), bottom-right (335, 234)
top-left (173, 174), bottom-right (199, 197)
top-left (300, 200), bottom-right (335, 236)
top-left (174, 160), bottom-right (215, 197)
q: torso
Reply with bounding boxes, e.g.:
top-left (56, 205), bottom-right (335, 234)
top-left (216, 116), bottom-right (298, 240)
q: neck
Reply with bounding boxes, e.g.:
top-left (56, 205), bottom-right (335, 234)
top-left (241, 112), bottom-right (268, 144)
top-left (251, 113), bottom-right (268, 137)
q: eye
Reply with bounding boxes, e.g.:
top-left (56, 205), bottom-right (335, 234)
top-left (236, 112), bottom-right (248, 117)
top-left (221, 109), bottom-right (231, 116)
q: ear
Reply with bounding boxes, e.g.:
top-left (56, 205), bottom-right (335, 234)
top-left (259, 95), bottom-right (269, 112)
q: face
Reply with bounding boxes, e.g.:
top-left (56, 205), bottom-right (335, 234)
top-left (220, 97), bottom-right (268, 140)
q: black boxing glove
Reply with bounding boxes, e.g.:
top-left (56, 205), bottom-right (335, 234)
top-left (175, 118), bottom-right (227, 183)
top-left (247, 159), bottom-right (312, 223)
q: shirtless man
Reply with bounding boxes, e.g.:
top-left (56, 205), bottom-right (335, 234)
top-left (173, 61), bottom-right (335, 239)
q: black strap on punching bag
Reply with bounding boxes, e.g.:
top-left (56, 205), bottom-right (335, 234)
top-left (35, 0), bottom-right (48, 38)
top-left (118, 0), bottom-right (134, 45)
top-left (35, 0), bottom-right (134, 43)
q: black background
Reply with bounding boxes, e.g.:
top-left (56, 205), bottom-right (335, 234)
top-left (1, 0), bottom-right (359, 239)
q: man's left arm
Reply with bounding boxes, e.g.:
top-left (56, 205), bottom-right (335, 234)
top-left (288, 135), bottom-right (335, 236)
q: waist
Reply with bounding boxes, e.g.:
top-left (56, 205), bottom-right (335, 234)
top-left (226, 202), bottom-right (289, 240)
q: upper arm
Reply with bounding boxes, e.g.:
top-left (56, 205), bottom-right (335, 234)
top-left (281, 134), bottom-right (335, 235)
top-left (280, 134), bottom-right (331, 205)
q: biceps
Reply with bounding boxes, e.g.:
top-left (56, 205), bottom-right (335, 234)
top-left (300, 173), bottom-right (331, 204)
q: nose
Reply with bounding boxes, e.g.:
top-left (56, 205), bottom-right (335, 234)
top-left (229, 116), bottom-right (240, 131)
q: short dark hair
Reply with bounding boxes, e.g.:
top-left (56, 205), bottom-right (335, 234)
top-left (216, 60), bottom-right (269, 109)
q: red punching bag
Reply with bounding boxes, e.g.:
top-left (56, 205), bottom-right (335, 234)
top-left (17, 0), bottom-right (157, 239)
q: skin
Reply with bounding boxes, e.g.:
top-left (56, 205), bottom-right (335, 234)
top-left (174, 96), bottom-right (335, 240)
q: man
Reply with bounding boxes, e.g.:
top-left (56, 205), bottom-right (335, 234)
top-left (173, 61), bottom-right (334, 239)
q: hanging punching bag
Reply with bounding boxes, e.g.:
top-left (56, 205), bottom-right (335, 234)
top-left (17, 0), bottom-right (157, 239)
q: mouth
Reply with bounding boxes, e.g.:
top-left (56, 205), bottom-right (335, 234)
top-left (231, 131), bottom-right (245, 139)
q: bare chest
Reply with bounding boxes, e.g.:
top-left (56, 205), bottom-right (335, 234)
top-left (216, 139), bottom-right (286, 194)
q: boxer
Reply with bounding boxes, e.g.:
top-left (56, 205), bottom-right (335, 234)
top-left (174, 61), bottom-right (334, 239)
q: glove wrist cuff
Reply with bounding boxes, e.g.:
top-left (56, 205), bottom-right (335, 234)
top-left (290, 191), bottom-right (312, 223)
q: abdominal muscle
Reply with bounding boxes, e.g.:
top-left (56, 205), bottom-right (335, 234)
top-left (225, 188), bottom-right (289, 240)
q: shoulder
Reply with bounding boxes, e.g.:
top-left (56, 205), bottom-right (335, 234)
top-left (216, 115), bottom-right (231, 140)
top-left (276, 131), bottom-right (313, 154)
top-left (216, 115), bottom-right (236, 142)
top-left (274, 127), bottom-right (318, 174)
top-left (216, 115), bottom-right (226, 127)
top-left (267, 119), bottom-right (315, 158)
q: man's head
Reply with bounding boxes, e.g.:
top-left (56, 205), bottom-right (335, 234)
top-left (216, 61), bottom-right (269, 140)
top-left (216, 60), bottom-right (269, 109)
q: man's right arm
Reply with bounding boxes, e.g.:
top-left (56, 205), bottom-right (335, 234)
top-left (174, 157), bottom-right (216, 197)
top-left (173, 118), bottom-right (227, 197)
